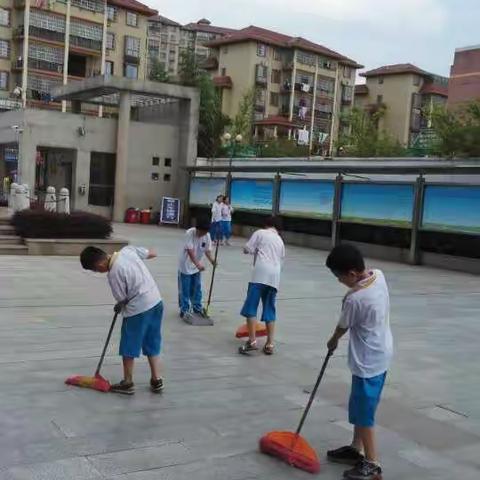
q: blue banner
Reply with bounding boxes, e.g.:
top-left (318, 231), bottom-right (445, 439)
top-left (231, 179), bottom-right (273, 212)
top-left (189, 177), bottom-right (225, 206)
top-left (280, 180), bottom-right (334, 218)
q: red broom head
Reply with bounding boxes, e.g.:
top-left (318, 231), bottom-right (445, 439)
top-left (65, 373), bottom-right (111, 392)
top-left (259, 431), bottom-right (320, 474)
top-left (235, 323), bottom-right (268, 338)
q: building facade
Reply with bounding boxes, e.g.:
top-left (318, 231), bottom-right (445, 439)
top-left (206, 26), bottom-right (361, 154)
top-left (354, 63), bottom-right (448, 147)
top-left (448, 45), bottom-right (480, 109)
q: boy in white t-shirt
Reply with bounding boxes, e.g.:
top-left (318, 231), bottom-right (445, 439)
top-left (238, 216), bottom-right (285, 356)
top-left (325, 244), bottom-right (393, 480)
top-left (178, 217), bottom-right (216, 318)
top-left (80, 245), bottom-right (164, 395)
top-left (210, 195), bottom-right (224, 243)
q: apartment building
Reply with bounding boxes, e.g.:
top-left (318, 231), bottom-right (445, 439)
top-left (448, 45), bottom-right (480, 109)
top-left (0, 0), bottom-right (156, 112)
top-left (354, 63), bottom-right (448, 147)
top-left (206, 26), bottom-right (361, 153)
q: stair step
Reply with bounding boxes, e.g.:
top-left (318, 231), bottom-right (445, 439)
top-left (0, 236), bottom-right (22, 245)
top-left (0, 245), bottom-right (28, 255)
top-left (0, 225), bottom-right (16, 235)
top-left (0, 218), bottom-right (11, 225)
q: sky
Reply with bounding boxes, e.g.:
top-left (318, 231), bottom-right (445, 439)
top-left (149, 0), bottom-right (480, 79)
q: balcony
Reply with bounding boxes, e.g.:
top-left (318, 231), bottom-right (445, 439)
top-left (70, 35), bottom-right (102, 52)
top-left (19, 58), bottom-right (64, 74)
top-left (294, 82), bottom-right (313, 94)
top-left (255, 76), bottom-right (267, 86)
top-left (255, 103), bottom-right (266, 113)
top-left (15, 26), bottom-right (66, 44)
top-left (124, 53), bottom-right (140, 65)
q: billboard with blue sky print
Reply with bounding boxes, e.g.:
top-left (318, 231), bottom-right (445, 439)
top-left (280, 180), bottom-right (334, 218)
top-left (422, 185), bottom-right (480, 234)
top-left (341, 183), bottom-right (414, 227)
top-left (189, 177), bottom-right (225, 206)
top-left (231, 179), bottom-right (273, 211)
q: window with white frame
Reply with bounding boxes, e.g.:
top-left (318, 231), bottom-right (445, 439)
top-left (257, 43), bottom-right (267, 57)
top-left (0, 40), bottom-right (10, 59)
top-left (124, 63), bottom-right (138, 79)
top-left (105, 61), bottom-right (114, 76)
top-left (126, 11), bottom-right (138, 27)
top-left (0, 8), bottom-right (10, 27)
top-left (30, 10), bottom-right (66, 33)
top-left (125, 36), bottom-right (140, 57)
top-left (106, 32), bottom-right (115, 50)
top-left (0, 71), bottom-right (8, 90)
top-left (107, 5), bottom-right (117, 21)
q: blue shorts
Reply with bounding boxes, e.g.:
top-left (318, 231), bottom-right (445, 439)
top-left (240, 282), bottom-right (277, 323)
top-left (119, 301), bottom-right (163, 358)
top-left (349, 372), bottom-right (386, 427)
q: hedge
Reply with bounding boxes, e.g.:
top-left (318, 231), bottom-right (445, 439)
top-left (11, 210), bottom-right (112, 239)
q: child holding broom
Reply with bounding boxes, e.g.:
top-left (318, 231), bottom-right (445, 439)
top-left (325, 244), bottom-right (393, 480)
top-left (80, 245), bottom-right (164, 395)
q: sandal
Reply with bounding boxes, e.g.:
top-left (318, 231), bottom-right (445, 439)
top-left (238, 340), bottom-right (258, 355)
top-left (263, 343), bottom-right (275, 355)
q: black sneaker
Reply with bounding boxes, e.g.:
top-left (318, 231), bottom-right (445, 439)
top-left (343, 460), bottom-right (382, 480)
top-left (150, 378), bottom-right (164, 393)
top-left (110, 380), bottom-right (135, 395)
top-left (238, 340), bottom-right (258, 355)
top-left (327, 445), bottom-right (364, 465)
top-left (179, 311), bottom-right (186, 319)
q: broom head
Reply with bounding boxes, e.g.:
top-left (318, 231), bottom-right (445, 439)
top-left (65, 373), bottom-right (111, 393)
top-left (259, 431), bottom-right (320, 474)
top-left (235, 322), bottom-right (268, 338)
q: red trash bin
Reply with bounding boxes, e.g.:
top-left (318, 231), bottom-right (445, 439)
top-left (140, 209), bottom-right (151, 224)
top-left (125, 208), bottom-right (140, 223)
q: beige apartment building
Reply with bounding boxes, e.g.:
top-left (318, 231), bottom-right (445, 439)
top-left (0, 0), bottom-right (156, 112)
top-left (354, 63), bottom-right (448, 147)
top-left (206, 26), bottom-right (362, 154)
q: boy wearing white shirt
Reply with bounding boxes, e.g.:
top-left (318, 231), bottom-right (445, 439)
top-left (326, 244), bottom-right (392, 480)
top-left (178, 217), bottom-right (216, 317)
top-left (239, 216), bottom-right (285, 356)
top-left (80, 245), bottom-right (164, 395)
top-left (210, 195), bottom-right (224, 243)
top-left (220, 196), bottom-right (233, 246)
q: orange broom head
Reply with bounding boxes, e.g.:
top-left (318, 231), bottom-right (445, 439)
top-left (65, 373), bottom-right (111, 393)
top-left (235, 322), bottom-right (268, 338)
top-left (259, 431), bottom-right (320, 474)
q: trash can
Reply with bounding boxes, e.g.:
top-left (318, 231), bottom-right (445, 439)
top-left (125, 208), bottom-right (140, 223)
top-left (140, 209), bottom-right (151, 224)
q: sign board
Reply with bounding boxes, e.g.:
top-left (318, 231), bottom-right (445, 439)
top-left (160, 197), bottom-right (180, 224)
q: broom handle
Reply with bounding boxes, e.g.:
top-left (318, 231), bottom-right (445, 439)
top-left (94, 312), bottom-right (119, 376)
top-left (206, 235), bottom-right (220, 312)
top-left (295, 350), bottom-right (333, 435)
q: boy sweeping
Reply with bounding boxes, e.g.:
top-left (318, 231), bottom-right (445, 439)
top-left (80, 245), bottom-right (164, 395)
top-left (178, 217), bottom-right (216, 318)
top-left (325, 244), bottom-right (393, 480)
top-left (238, 216), bottom-right (285, 355)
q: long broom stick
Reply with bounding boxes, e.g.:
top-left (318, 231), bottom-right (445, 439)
top-left (94, 311), bottom-right (119, 376)
top-left (205, 226), bottom-right (221, 317)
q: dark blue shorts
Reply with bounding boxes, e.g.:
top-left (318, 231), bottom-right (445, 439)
top-left (240, 282), bottom-right (277, 323)
top-left (119, 301), bottom-right (163, 358)
top-left (349, 372), bottom-right (386, 427)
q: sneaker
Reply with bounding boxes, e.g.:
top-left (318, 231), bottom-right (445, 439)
top-left (150, 377), bottom-right (164, 393)
top-left (179, 311), bottom-right (186, 319)
top-left (110, 380), bottom-right (135, 395)
top-left (327, 445), bottom-right (364, 465)
top-left (343, 460), bottom-right (382, 480)
top-left (238, 340), bottom-right (258, 355)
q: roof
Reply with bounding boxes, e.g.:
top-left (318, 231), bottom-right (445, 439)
top-left (254, 115), bottom-right (301, 128)
top-left (206, 26), bottom-right (362, 68)
top-left (420, 82), bottom-right (449, 97)
top-left (184, 19), bottom-right (236, 35)
top-left (354, 84), bottom-right (369, 95)
top-left (149, 15), bottom-right (181, 27)
top-left (361, 63), bottom-right (432, 79)
top-left (109, 0), bottom-right (157, 16)
top-left (213, 76), bottom-right (233, 88)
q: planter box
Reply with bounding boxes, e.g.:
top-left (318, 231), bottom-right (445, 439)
top-left (24, 238), bottom-right (128, 256)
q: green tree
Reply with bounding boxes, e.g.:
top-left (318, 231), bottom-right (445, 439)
top-left (178, 47), bottom-right (199, 86)
top-left (148, 58), bottom-right (169, 83)
top-left (232, 88), bottom-right (255, 142)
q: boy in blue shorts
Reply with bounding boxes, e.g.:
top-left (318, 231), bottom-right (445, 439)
top-left (80, 245), bottom-right (164, 395)
top-left (238, 216), bottom-right (285, 356)
top-left (325, 244), bottom-right (392, 480)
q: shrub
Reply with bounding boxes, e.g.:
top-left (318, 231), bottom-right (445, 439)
top-left (11, 210), bottom-right (112, 239)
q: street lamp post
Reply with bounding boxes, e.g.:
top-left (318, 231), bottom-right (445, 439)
top-left (223, 132), bottom-right (243, 172)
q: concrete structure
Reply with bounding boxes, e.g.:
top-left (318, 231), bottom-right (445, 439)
top-left (206, 26), bottom-right (362, 154)
top-left (1, 223), bottom-right (480, 479)
top-left (448, 45), bottom-right (480, 109)
top-left (354, 64), bottom-right (448, 147)
top-left (0, 76), bottom-right (199, 220)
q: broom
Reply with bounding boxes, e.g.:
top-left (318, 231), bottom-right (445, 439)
top-left (65, 311), bottom-right (119, 393)
top-left (204, 233), bottom-right (220, 317)
top-left (259, 350), bottom-right (333, 474)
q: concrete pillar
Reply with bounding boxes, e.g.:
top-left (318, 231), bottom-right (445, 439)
top-left (18, 132), bottom-right (36, 189)
top-left (44, 186), bottom-right (56, 212)
top-left (58, 188), bottom-right (70, 214)
top-left (21, 0), bottom-right (31, 109)
top-left (62, 0), bottom-right (71, 113)
top-left (113, 91), bottom-right (131, 222)
top-left (331, 174), bottom-right (343, 247)
top-left (409, 175), bottom-right (425, 265)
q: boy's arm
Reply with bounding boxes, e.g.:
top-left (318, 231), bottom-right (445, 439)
top-left (327, 297), bottom-right (356, 352)
top-left (244, 231), bottom-right (259, 255)
top-left (205, 250), bottom-right (216, 266)
top-left (187, 248), bottom-right (205, 271)
top-left (133, 246), bottom-right (156, 260)
top-left (146, 249), bottom-right (157, 259)
top-left (327, 326), bottom-right (348, 352)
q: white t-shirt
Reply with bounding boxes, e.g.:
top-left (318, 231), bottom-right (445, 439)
top-left (211, 201), bottom-right (223, 222)
top-left (178, 227), bottom-right (213, 275)
top-left (245, 228), bottom-right (285, 290)
top-left (221, 204), bottom-right (233, 221)
top-left (107, 246), bottom-right (161, 318)
top-left (338, 269), bottom-right (393, 378)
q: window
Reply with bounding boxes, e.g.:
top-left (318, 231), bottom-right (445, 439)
top-left (163, 173), bottom-right (171, 182)
top-left (413, 75), bottom-right (421, 86)
top-left (0, 39), bottom-right (10, 59)
top-left (0, 71), bottom-right (8, 90)
top-left (151, 173), bottom-right (159, 181)
top-left (222, 46), bottom-right (228, 54)
top-left (255, 64), bottom-right (268, 81)
top-left (377, 94), bottom-right (383, 104)
top-left (89, 152), bottom-right (115, 207)
top-left (125, 36), bottom-right (140, 58)
top-left (270, 92), bottom-right (279, 107)
top-left (105, 61), bottom-right (114, 76)
top-left (221, 67), bottom-right (226, 76)
top-left (106, 32), bottom-right (115, 50)
top-left (273, 48), bottom-right (281, 61)
top-left (271, 69), bottom-right (281, 84)
top-left (378, 77), bottom-right (384, 84)
top-left (257, 43), bottom-right (267, 57)
top-left (126, 11), bottom-right (138, 27)
top-left (342, 85), bottom-right (354, 102)
top-left (148, 39), bottom-right (160, 56)
top-left (152, 156), bottom-right (160, 166)
top-left (164, 158), bottom-right (172, 167)
top-left (107, 5), bottom-right (117, 22)
top-left (297, 51), bottom-right (316, 66)
top-left (343, 66), bottom-right (352, 78)
top-left (124, 63), bottom-right (138, 79)
top-left (0, 8), bottom-right (10, 27)
top-left (72, 0), bottom-right (103, 12)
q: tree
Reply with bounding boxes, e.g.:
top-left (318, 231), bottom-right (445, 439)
top-left (148, 58), bottom-right (169, 83)
top-left (178, 47), bottom-right (199, 86)
top-left (232, 88), bottom-right (255, 142)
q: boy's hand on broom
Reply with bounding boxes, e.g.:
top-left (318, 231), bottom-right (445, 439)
top-left (114, 300), bottom-right (128, 314)
top-left (327, 336), bottom-right (338, 352)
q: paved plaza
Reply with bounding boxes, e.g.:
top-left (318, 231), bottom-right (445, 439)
top-left (0, 224), bottom-right (479, 479)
